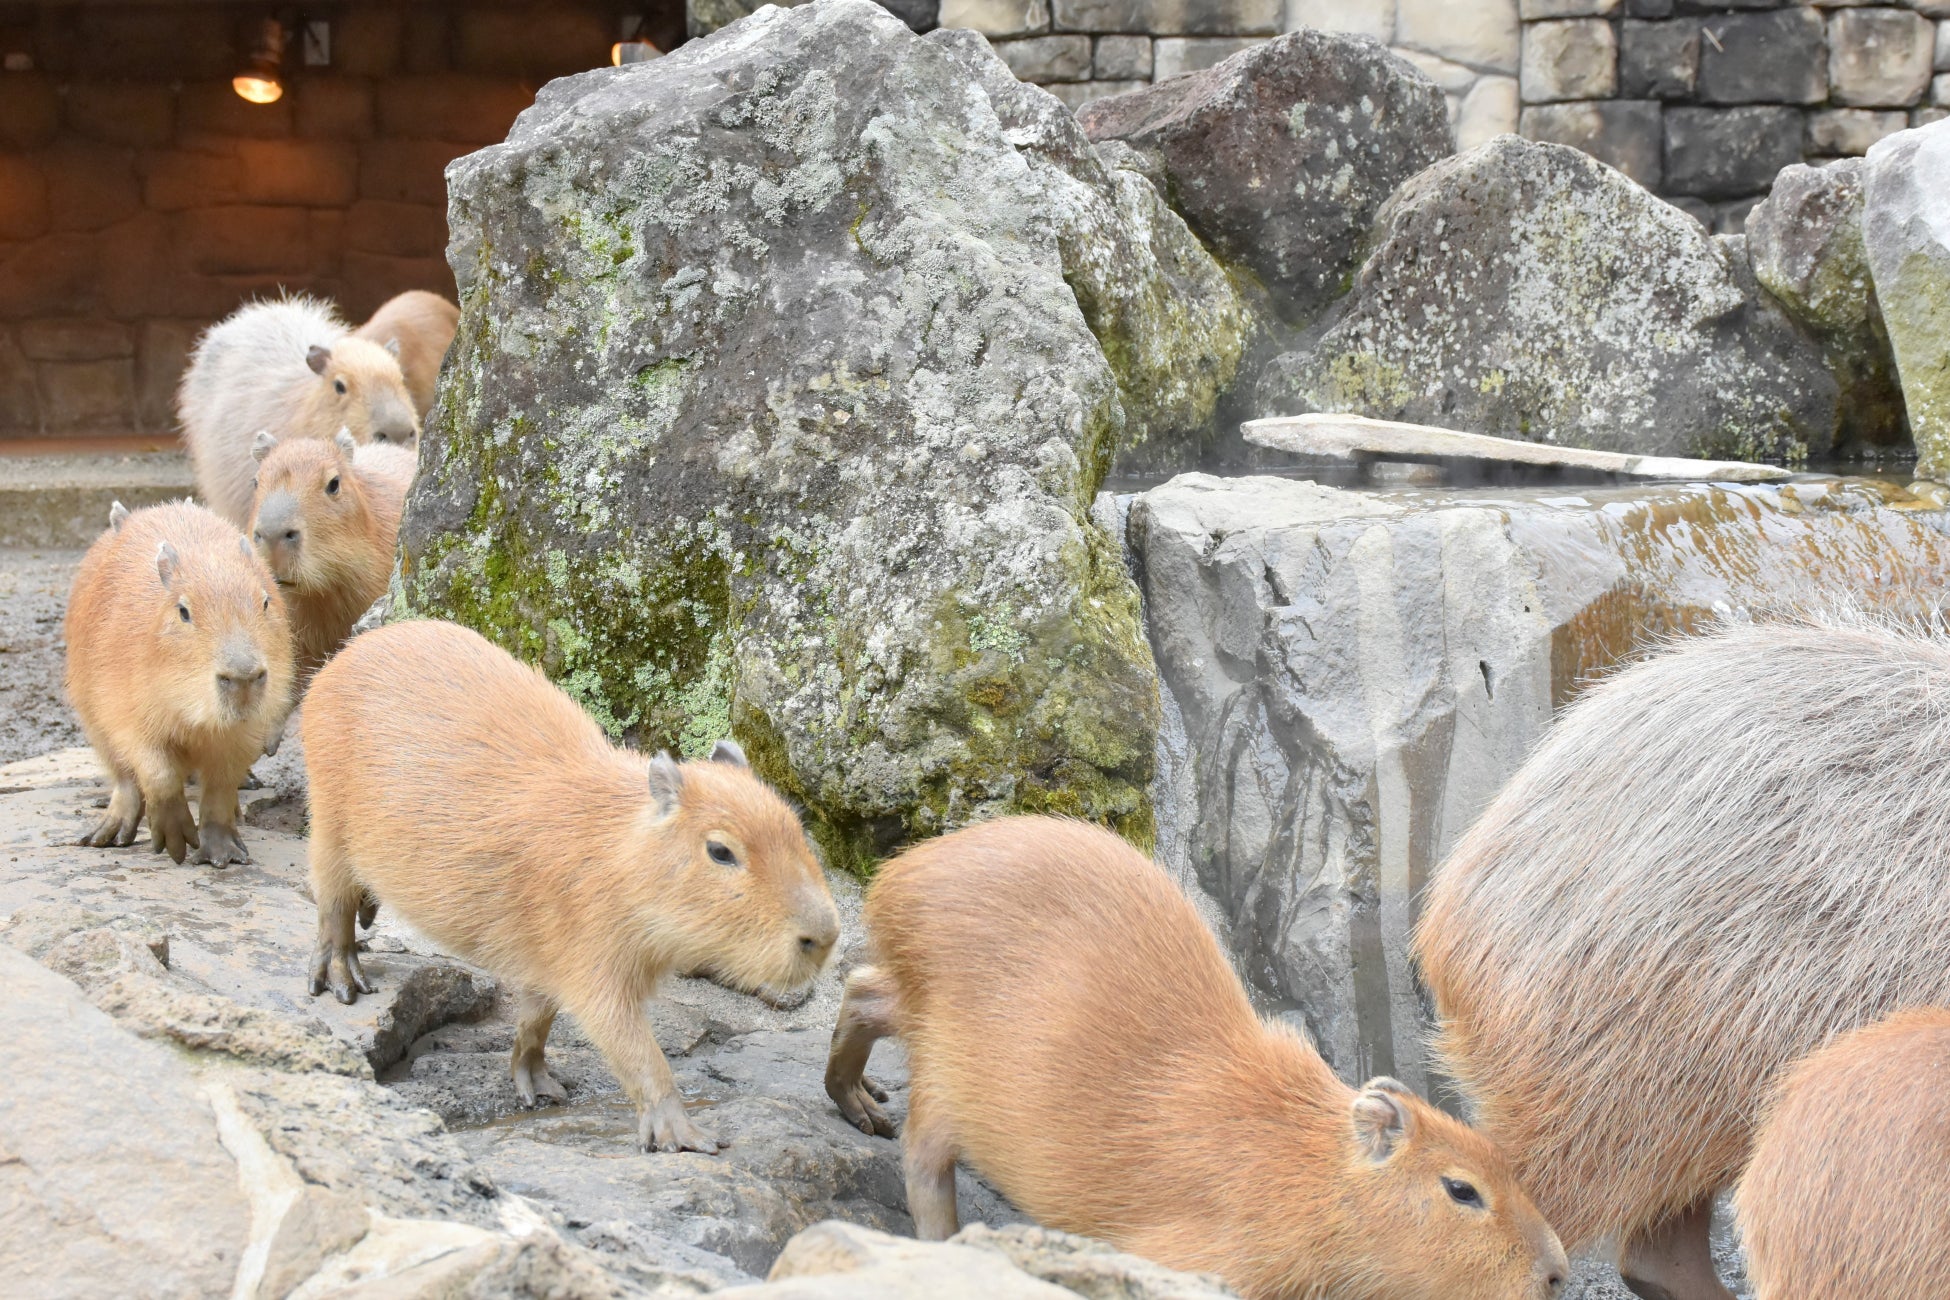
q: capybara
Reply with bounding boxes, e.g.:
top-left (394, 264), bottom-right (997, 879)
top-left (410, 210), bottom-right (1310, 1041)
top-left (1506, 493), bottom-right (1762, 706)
top-left (302, 620), bottom-right (840, 1153)
top-left (248, 429), bottom-right (414, 676)
top-left (1413, 620), bottom-right (1950, 1300)
top-left (1733, 1007), bottom-right (1950, 1299)
top-left (178, 296), bottom-right (419, 527)
top-left (825, 816), bottom-right (1568, 1300)
top-left (350, 290), bottom-right (458, 420)
top-left (65, 500), bottom-right (294, 866)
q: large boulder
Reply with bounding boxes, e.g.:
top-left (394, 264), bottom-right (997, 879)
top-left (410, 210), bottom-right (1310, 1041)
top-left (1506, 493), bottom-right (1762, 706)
top-left (394, 0), bottom-right (1269, 869)
top-left (1127, 471), bottom-right (1950, 1091)
top-left (1077, 30), bottom-right (1454, 328)
top-left (1259, 137), bottom-right (1839, 463)
top-left (1863, 119), bottom-right (1950, 479)
top-left (1745, 159), bottom-right (1907, 451)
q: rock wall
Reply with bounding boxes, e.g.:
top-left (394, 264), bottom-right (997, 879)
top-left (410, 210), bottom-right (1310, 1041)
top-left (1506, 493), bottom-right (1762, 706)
top-left (1128, 470), bottom-right (1950, 1091)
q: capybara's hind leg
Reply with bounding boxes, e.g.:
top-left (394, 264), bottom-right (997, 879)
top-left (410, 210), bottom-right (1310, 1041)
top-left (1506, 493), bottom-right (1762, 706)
top-left (825, 964), bottom-right (898, 1138)
top-left (1619, 1196), bottom-right (1735, 1300)
top-left (901, 1096), bottom-right (960, 1241)
top-left (306, 838), bottom-right (375, 1004)
top-left (82, 770), bottom-right (143, 848)
top-left (511, 988), bottom-right (568, 1107)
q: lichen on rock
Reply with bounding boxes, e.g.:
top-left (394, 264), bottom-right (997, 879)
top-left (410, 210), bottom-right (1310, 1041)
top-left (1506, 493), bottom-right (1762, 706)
top-left (401, 0), bottom-right (1185, 872)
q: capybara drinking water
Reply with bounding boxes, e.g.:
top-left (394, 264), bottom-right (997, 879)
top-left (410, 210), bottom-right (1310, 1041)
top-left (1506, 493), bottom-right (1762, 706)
top-left (1414, 621), bottom-right (1950, 1300)
top-left (178, 296), bottom-right (419, 527)
top-left (302, 620), bottom-right (839, 1153)
top-left (351, 290), bottom-right (458, 420)
top-left (248, 429), bottom-right (414, 676)
top-left (825, 816), bottom-right (1568, 1300)
top-left (1733, 1007), bottom-right (1950, 1300)
top-left (65, 500), bottom-right (294, 865)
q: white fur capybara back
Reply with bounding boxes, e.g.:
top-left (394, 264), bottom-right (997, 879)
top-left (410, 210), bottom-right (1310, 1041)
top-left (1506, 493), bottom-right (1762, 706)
top-left (838, 817), bottom-right (1566, 1300)
top-left (178, 296), bottom-right (418, 526)
top-left (1734, 1008), bottom-right (1950, 1300)
top-left (1414, 622), bottom-right (1950, 1261)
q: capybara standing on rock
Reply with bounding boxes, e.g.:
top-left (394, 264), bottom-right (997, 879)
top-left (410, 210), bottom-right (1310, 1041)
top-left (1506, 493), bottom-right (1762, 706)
top-left (303, 620), bottom-right (840, 1154)
top-left (825, 816), bottom-right (1568, 1300)
top-left (248, 429), bottom-right (415, 677)
top-left (1414, 621), bottom-right (1950, 1300)
top-left (65, 500), bottom-right (294, 865)
top-left (178, 296), bottom-right (419, 527)
top-left (351, 290), bottom-right (458, 420)
top-left (1733, 1007), bottom-right (1950, 1299)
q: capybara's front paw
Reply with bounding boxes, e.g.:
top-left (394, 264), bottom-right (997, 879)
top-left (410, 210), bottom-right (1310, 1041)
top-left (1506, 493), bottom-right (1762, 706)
top-left (148, 794), bottom-right (198, 863)
top-left (830, 1074), bottom-right (898, 1139)
top-left (639, 1095), bottom-right (721, 1155)
top-left (513, 1062), bottom-right (569, 1108)
top-left (192, 820), bottom-right (250, 867)
top-left (81, 803), bottom-right (143, 848)
top-left (307, 940), bottom-right (376, 1004)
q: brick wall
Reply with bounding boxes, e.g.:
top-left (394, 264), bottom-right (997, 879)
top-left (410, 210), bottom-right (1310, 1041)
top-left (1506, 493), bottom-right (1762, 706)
top-left (0, 1), bottom-right (675, 440)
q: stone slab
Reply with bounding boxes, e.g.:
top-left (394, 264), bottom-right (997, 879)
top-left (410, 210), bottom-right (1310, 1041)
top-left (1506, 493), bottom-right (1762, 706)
top-left (0, 449), bottom-right (195, 548)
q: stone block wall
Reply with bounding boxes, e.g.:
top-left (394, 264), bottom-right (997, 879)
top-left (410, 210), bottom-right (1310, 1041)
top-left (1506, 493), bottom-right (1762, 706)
top-left (0, 2), bottom-right (660, 440)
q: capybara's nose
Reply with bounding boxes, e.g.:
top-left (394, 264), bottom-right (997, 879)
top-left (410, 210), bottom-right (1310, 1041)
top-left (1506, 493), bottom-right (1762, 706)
top-left (218, 664), bottom-right (268, 698)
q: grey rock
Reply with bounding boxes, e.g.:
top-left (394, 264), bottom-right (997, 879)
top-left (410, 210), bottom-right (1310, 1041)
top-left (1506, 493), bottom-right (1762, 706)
top-left (1521, 0), bottom-right (1620, 16)
top-left (955, 1223), bottom-right (1240, 1298)
top-left (993, 34), bottom-right (1093, 81)
top-left (1048, 0), bottom-right (1278, 36)
top-left (1127, 471), bottom-right (1950, 1090)
top-left (1746, 157), bottom-right (1908, 449)
top-left (401, 0), bottom-right (1229, 871)
top-left (1149, 36), bottom-right (1267, 79)
top-left (0, 945), bottom-right (251, 1298)
top-left (1, 900), bottom-right (168, 967)
top-left (1830, 8), bottom-right (1936, 108)
top-left (1520, 19), bottom-right (1618, 103)
top-left (1664, 104), bottom-right (1804, 199)
top-left (1806, 107), bottom-right (1910, 156)
top-left (1259, 137), bottom-right (1837, 462)
top-left (94, 970), bottom-right (378, 1077)
top-left (1093, 34), bottom-right (1152, 80)
top-left (878, 0), bottom-right (941, 32)
top-left (939, 0), bottom-right (1050, 35)
top-left (1864, 118), bottom-right (1950, 476)
top-left (1076, 30), bottom-right (1453, 326)
top-left (1697, 9), bottom-right (1826, 105)
top-left (1619, 18), bottom-right (1698, 99)
top-left (734, 1222), bottom-right (1074, 1299)
top-left (1520, 99), bottom-right (1663, 188)
top-left (1626, 0), bottom-right (1672, 17)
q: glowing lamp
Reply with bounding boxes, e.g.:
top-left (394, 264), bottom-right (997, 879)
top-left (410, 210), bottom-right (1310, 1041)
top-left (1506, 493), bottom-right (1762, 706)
top-left (233, 18), bottom-right (287, 104)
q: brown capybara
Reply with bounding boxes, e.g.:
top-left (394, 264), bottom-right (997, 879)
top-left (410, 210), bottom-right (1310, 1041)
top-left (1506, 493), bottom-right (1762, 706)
top-left (65, 499), bottom-right (295, 866)
top-left (1733, 1007), bottom-right (1950, 1300)
top-left (1413, 621), bottom-right (1950, 1300)
top-left (302, 620), bottom-right (840, 1153)
top-left (247, 429), bottom-right (414, 677)
top-left (824, 816), bottom-right (1568, 1300)
top-left (351, 290), bottom-right (458, 420)
top-left (178, 296), bottom-right (419, 527)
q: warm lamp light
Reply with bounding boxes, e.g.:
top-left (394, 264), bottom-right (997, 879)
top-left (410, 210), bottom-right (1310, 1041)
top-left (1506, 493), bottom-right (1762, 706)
top-left (611, 15), bottom-right (662, 65)
top-left (233, 17), bottom-right (287, 103)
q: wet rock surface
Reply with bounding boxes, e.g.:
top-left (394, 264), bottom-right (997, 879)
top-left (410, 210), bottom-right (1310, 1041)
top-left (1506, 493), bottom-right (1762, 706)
top-left (1259, 136), bottom-right (1838, 463)
top-left (0, 547), bottom-right (83, 765)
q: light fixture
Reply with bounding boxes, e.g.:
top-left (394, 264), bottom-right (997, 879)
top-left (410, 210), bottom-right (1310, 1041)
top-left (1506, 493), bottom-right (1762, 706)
top-left (232, 17), bottom-right (287, 104)
top-left (610, 15), bottom-right (662, 65)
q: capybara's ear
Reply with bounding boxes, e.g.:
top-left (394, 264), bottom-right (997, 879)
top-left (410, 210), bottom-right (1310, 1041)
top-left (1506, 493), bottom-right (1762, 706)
top-left (238, 535), bottom-right (252, 560)
top-left (649, 752), bottom-right (684, 816)
top-left (333, 428), bottom-right (358, 460)
top-left (156, 541), bottom-right (180, 588)
top-left (383, 336), bottom-right (401, 358)
top-left (1351, 1079), bottom-right (1415, 1161)
top-left (307, 344), bottom-right (332, 375)
top-left (252, 430), bottom-right (278, 462)
top-left (109, 500), bottom-right (129, 531)
top-left (710, 739), bottom-right (748, 767)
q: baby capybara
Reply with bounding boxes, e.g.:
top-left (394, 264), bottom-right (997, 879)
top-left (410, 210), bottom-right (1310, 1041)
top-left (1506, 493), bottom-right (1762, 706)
top-left (1415, 621), bottom-right (1950, 1300)
top-left (826, 816), bottom-right (1568, 1300)
top-left (65, 500), bottom-right (294, 865)
top-left (248, 429), bottom-right (414, 677)
top-left (302, 620), bottom-right (840, 1153)
top-left (1734, 1007), bottom-right (1950, 1300)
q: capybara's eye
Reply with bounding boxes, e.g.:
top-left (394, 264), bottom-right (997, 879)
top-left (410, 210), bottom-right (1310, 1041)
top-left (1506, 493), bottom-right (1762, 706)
top-left (262, 594), bottom-right (270, 612)
top-left (1441, 1177), bottom-right (1483, 1208)
top-left (706, 840), bottom-right (739, 868)
top-left (326, 476), bottom-right (340, 496)
top-left (177, 602), bottom-right (191, 624)
top-left (333, 379), bottom-right (347, 395)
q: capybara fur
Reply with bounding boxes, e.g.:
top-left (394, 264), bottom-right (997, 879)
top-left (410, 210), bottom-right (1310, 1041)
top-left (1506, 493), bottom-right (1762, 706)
top-left (1414, 621), bottom-right (1950, 1300)
top-left (248, 429), bottom-right (414, 677)
top-left (825, 816), bottom-right (1568, 1300)
top-left (351, 290), bottom-right (457, 420)
top-left (1734, 1007), bottom-right (1950, 1300)
top-left (302, 620), bottom-right (839, 1153)
top-left (65, 500), bottom-right (294, 866)
top-left (178, 296), bottom-right (418, 527)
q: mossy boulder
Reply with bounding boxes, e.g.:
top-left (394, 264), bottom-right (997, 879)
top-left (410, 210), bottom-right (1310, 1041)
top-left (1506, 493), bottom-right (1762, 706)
top-left (1259, 137), bottom-right (1839, 463)
top-left (399, 0), bottom-right (1215, 871)
top-left (1864, 119), bottom-right (1950, 480)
